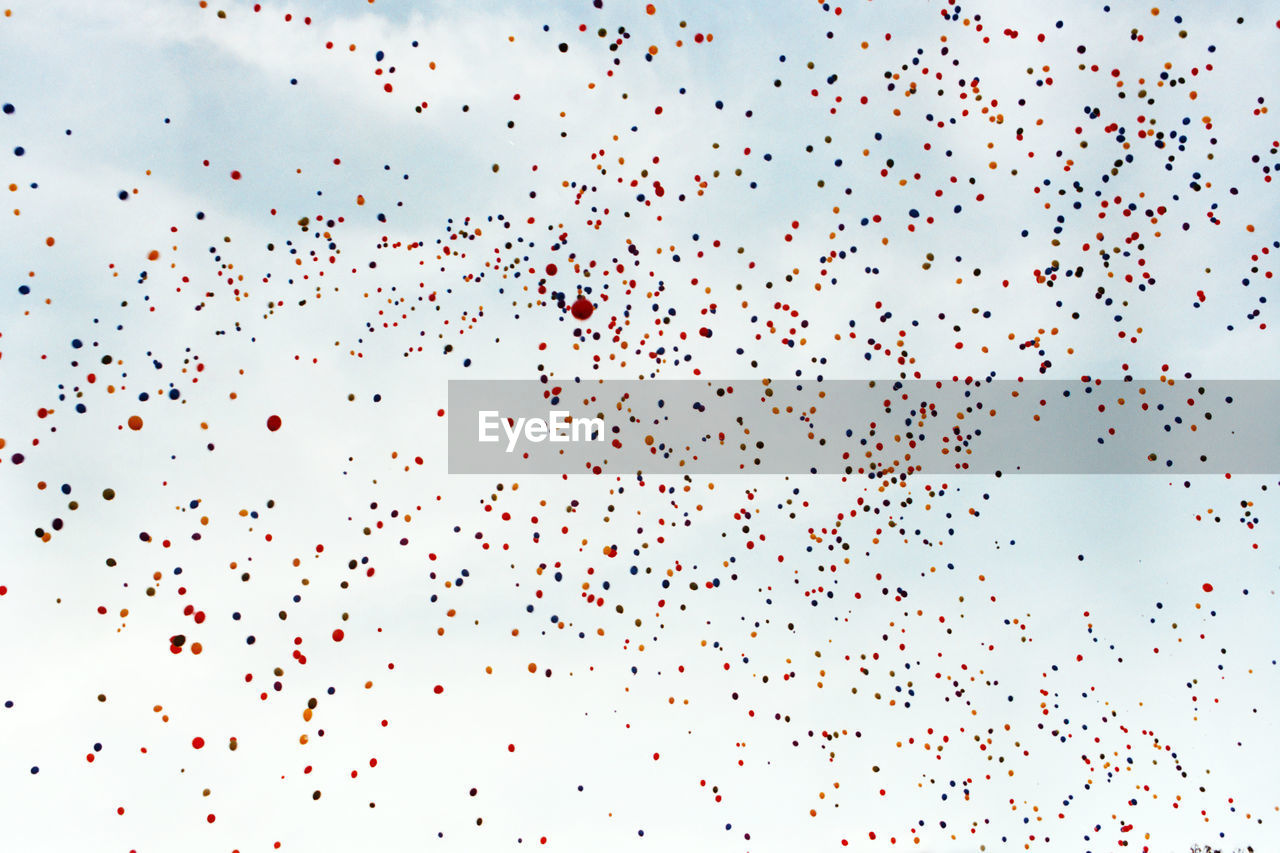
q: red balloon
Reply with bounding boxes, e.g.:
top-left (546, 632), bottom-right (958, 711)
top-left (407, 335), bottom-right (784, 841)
top-left (266, 414), bottom-right (282, 431)
top-left (570, 297), bottom-right (593, 320)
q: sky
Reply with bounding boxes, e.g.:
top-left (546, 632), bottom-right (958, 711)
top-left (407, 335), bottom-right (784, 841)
top-left (0, 0), bottom-right (1278, 851)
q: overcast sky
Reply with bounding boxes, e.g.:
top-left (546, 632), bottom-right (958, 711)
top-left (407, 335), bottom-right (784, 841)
top-left (1, 1), bottom-right (1277, 851)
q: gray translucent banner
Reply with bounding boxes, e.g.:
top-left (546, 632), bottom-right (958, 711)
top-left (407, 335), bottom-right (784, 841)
top-left (447, 380), bottom-right (1280, 476)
